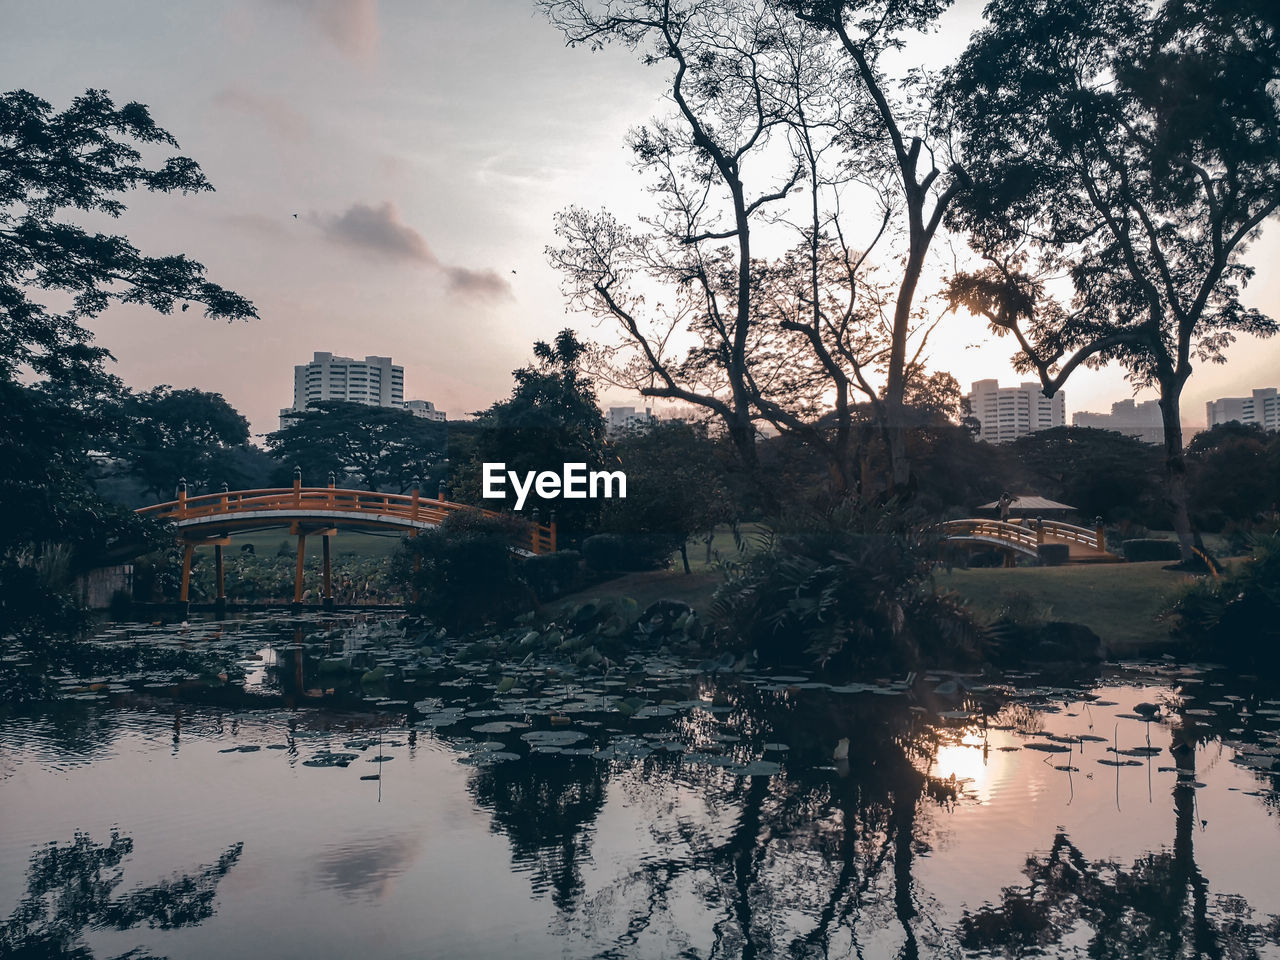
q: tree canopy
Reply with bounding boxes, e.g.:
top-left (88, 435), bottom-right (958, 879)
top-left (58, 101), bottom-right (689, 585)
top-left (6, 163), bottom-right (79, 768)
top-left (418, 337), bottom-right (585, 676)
top-left (265, 401), bottom-right (447, 493)
top-left (946, 0), bottom-right (1280, 556)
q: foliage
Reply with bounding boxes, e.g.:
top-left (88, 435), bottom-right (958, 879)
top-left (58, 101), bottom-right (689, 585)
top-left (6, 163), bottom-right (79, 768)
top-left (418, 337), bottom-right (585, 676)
top-left (1186, 422), bottom-right (1280, 532)
top-left (264, 399), bottom-right (447, 492)
top-left (581, 533), bottom-right (672, 573)
top-left (712, 502), bottom-right (983, 672)
top-left (0, 88), bottom-right (254, 633)
top-left (1170, 531), bottom-right (1280, 666)
top-left (543, 0), bottom-right (962, 492)
top-left (1121, 538), bottom-right (1183, 562)
top-left (396, 510), bottom-right (538, 631)
top-left (1008, 427), bottom-right (1165, 524)
top-left (601, 421), bottom-right (734, 571)
top-left (947, 0), bottom-right (1280, 558)
top-left (119, 385), bottom-right (252, 498)
top-left (455, 330), bottom-right (606, 538)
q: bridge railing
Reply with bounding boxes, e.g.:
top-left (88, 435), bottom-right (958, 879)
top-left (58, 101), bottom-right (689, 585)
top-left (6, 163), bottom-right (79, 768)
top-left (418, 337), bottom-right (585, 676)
top-left (137, 487), bottom-right (557, 554)
top-left (938, 518), bottom-right (1103, 553)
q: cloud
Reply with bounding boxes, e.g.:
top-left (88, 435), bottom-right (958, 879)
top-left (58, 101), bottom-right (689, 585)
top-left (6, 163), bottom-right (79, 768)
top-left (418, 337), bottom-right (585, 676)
top-left (315, 201), bottom-right (513, 301)
top-left (318, 201), bottom-right (433, 262)
top-left (213, 88), bottom-right (314, 142)
top-left (272, 0), bottom-right (379, 61)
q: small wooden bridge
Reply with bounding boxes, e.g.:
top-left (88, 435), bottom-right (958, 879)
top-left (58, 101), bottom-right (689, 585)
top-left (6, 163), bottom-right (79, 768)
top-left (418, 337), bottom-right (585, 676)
top-left (938, 518), bottom-right (1119, 564)
top-left (136, 476), bottom-right (557, 607)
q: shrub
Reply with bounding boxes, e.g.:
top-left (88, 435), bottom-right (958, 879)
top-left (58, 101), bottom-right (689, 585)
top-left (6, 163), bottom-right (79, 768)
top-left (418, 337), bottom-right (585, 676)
top-left (522, 550), bottom-right (583, 601)
top-left (1122, 538), bottom-right (1182, 562)
top-left (1169, 532), bottom-right (1280, 666)
top-left (1037, 543), bottom-right (1069, 566)
top-left (397, 510), bottom-right (536, 631)
top-left (711, 502), bottom-right (983, 672)
top-left (582, 533), bottom-right (673, 573)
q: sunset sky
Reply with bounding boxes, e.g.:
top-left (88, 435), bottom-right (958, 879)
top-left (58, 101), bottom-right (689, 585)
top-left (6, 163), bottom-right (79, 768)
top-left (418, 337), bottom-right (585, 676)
top-left (4, 0), bottom-right (1278, 437)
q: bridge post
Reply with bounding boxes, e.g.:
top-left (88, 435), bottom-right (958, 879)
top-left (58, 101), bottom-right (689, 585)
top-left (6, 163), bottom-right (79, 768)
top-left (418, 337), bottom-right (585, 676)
top-left (293, 466), bottom-right (302, 507)
top-left (176, 478), bottom-right (187, 518)
top-left (550, 510), bottom-right (557, 553)
top-left (322, 534), bottom-right (334, 611)
top-left (1035, 517), bottom-right (1045, 545)
top-left (411, 476), bottom-right (420, 523)
top-left (1094, 516), bottom-right (1105, 552)
top-left (438, 479), bottom-right (447, 502)
top-left (214, 543), bottom-right (226, 616)
top-left (293, 532), bottom-right (307, 609)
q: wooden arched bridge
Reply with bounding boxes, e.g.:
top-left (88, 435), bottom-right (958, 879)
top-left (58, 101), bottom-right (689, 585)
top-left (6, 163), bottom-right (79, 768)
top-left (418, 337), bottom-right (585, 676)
top-left (938, 518), bottom-right (1118, 564)
top-left (136, 476), bottom-right (557, 608)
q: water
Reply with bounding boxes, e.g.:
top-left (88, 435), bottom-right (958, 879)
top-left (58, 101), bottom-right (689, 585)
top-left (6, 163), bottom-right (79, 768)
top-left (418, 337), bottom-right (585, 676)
top-left (3, 614), bottom-right (1279, 958)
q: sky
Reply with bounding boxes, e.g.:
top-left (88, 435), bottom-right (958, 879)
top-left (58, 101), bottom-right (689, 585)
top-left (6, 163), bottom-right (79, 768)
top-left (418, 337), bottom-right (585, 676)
top-left (3, 0), bottom-right (1278, 438)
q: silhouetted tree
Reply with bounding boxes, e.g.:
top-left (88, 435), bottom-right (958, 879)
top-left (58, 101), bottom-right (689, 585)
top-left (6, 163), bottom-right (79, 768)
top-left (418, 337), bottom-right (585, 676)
top-left (264, 400), bottom-right (446, 492)
top-left (947, 0), bottom-right (1280, 559)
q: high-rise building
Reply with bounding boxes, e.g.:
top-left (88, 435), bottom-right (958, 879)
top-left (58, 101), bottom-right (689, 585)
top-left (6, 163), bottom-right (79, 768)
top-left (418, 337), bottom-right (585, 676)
top-left (279, 352), bottom-right (445, 428)
top-left (606, 405), bottom-right (656, 436)
top-left (965, 379), bottom-right (1066, 443)
top-left (1072, 398), bottom-right (1165, 444)
top-left (1206, 387), bottom-right (1279, 432)
top-left (403, 399), bottom-right (446, 422)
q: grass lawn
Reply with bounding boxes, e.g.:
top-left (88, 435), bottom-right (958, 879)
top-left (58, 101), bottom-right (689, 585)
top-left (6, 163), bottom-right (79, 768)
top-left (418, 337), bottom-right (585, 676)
top-left (934, 560), bottom-right (1202, 651)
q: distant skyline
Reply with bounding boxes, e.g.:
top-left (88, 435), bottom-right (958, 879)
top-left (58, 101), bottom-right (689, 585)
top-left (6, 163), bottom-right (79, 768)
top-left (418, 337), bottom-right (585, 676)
top-left (4, 0), bottom-right (1278, 437)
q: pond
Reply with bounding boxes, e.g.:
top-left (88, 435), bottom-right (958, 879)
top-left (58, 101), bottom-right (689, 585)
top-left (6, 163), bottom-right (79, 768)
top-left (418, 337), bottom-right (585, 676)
top-left (2, 613), bottom-right (1279, 959)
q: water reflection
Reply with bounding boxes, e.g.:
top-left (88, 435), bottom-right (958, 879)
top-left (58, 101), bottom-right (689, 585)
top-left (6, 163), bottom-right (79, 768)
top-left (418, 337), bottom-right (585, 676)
top-left (4, 617), bottom-right (1280, 959)
top-left (0, 831), bottom-right (242, 959)
top-left (311, 835), bottom-right (424, 901)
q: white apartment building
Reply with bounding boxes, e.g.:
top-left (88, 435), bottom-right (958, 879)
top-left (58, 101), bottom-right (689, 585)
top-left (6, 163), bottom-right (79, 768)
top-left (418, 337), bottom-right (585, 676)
top-left (1206, 387), bottom-right (1279, 432)
top-left (966, 379), bottom-right (1066, 444)
top-left (607, 405), bottom-right (656, 437)
top-left (279, 352), bottom-right (446, 428)
top-left (403, 399), bottom-right (446, 422)
top-left (1072, 398), bottom-right (1165, 444)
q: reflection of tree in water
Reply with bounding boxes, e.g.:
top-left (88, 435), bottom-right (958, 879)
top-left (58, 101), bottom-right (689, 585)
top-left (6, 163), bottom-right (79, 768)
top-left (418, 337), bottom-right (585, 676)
top-left (959, 830), bottom-right (1280, 958)
top-left (468, 756), bottom-right (607, 912)
top-left (472, 683), bottom-right (961, 958)
top-left (962, 716), bottom-right (1280, 960)
top-left (0, 830), bottom-right (243, 960)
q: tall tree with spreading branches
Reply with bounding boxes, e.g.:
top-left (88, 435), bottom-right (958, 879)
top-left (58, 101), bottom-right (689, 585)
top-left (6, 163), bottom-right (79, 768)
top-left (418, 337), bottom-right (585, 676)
top-left (946, 0), bottom-right (1280, 559)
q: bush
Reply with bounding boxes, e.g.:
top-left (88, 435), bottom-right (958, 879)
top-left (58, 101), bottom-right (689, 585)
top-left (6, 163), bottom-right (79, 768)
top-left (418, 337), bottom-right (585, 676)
top-left (582, 533), bottom-right (673, 573)
top-left (397, 510), bottom-right (536, 631)
top-left (1122, 538), bottom-right (1182, 562)
top-left (1037, 543), bottom-right (1069, 566)
top-left (522, 550), bottom-right (583, 601)
top-left (711, 502), bottom-right (983, 672)
top-left (1170, 532), bottom-right (1280, 666)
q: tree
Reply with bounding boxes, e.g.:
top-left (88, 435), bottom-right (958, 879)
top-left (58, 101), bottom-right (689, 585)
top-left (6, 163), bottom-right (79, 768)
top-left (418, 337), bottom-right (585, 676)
top-left (1185, 422), bottom-right (1280, 531)
top-left (456, 329), bottom-right (607, 537)
top-left (603, 420), bottom-right (734, 572)
top-left (542, 0), bottom-right (802, 475)
top-left (1008, 426), bottom-right (1165, 525)
top-left (0, 89), bottom-right (255, 628)
top-left (543, 1), bottom-right (962, 497)
top-left (946, 0), bottom-right (1280, 559)
top-left (264, 400), bottom-right (447, 492)
top-left (777, 0), bottom-right (966, 494)
top-left (121, 386), bottom-right (251, 498)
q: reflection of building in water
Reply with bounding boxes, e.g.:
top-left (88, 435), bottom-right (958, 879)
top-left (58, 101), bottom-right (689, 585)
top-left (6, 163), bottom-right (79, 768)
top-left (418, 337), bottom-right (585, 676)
top-left (1206, 386), bottom-right (1279, 431)
top-left (1072, 397), bottom-right (1165, 444)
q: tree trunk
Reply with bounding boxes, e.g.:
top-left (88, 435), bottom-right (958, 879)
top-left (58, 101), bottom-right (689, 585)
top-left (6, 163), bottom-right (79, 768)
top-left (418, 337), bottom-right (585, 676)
top-left (1157, 382), bottom-right (1194, 562)
top-left (680, 541), bottom-right (691, 575)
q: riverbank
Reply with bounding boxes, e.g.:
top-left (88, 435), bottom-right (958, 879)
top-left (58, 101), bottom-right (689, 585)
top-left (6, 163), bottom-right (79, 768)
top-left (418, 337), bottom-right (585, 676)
top-left (554, 560), bottom-right (1199, 652)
